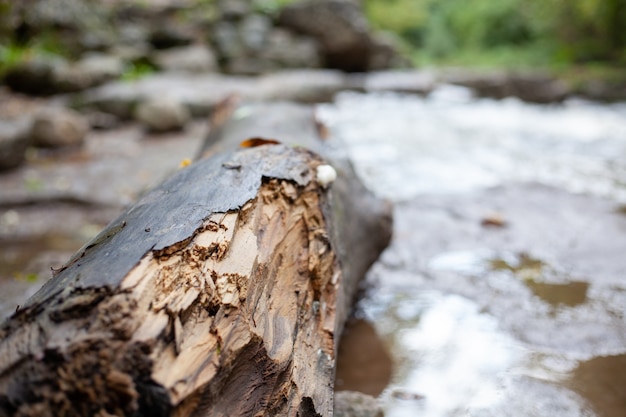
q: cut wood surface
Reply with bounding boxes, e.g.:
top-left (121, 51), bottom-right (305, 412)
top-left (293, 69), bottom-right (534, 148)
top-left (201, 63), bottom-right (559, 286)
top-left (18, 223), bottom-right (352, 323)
top-left (0, 100), bottom-right (392, 417)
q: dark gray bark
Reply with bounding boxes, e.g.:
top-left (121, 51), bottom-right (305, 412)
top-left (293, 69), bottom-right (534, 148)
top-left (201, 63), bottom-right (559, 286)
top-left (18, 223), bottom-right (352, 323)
top-left (0, 100), bottom-right (392, 417)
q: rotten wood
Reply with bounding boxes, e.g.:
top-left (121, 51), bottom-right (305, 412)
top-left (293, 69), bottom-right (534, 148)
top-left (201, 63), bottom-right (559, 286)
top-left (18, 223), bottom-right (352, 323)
top-left (0, 100), bottom-right (392, 417)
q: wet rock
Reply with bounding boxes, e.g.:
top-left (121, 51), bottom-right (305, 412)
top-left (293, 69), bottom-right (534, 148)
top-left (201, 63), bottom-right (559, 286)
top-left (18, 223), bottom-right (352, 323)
top-left (153, 44), bottom-right (218, 73)
top-left (209, 6), bottom-right (324, 75)
top-left (29, 107), bottom-right (89, 148)
top-left (212, 21), bottom-right (245, 61)
top-left (78, 70), bottom-right (355, 119)
top-left (5, 0), bottom-right (115, 55)
top-left (75, 53), bottom-right (126, 84)
top-left (216, 0), bottom-right (252, 20)
top-left (79, 73), bottom-right (250, 119)
top-left (134, 98), bottom-right (190, 132)
top-left (84, 111), bottom-right (120, 130)
top-left (361, 70), bottom-right (435, 95)
top-left (110, 43), bottom-right (153, 66)
top-left (240, 14), bottom-right (273, 53)
top-left (84, 95), bottom-right (139, 121)
top-left (368, 33), bottom-right (406, 71)
top-left (258, 70), bottom-right (351, 102)
top-left (443, 70), bottom-right (570, 103)
top-left (225, 57), bottom-right (270, 76)
top-left (211, 18), bottom-right (272, 75)
top-left (577, 80), bottom-right (626, 102)
top-left (5, 53), bottom-right (124, 96)
top-left (0, 118), bottom-right (32, 171)
top-left (118, 22), bottom-right (151, 47)
top-left (262, 29), bottom-right (321, 69)
top-left (278, 0), bottom-right (375, 72)
top-left (507, 73), bottom-right (570, 103)
top-left (334, 391), bottom-right (384, 417)
top-left (54, 53), bottom-right (126, 92)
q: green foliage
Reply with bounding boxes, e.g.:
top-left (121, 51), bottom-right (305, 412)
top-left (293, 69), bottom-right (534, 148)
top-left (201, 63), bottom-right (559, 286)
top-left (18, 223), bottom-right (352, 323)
top-left (365, 0), bottom-right (427, 44)
top-left (254, 0), bottom-right (297, 14)
top-left (120, 61), bottom-right (156, 82)
top-left (0, 30), bottom-right (67, 77)
top-left (364, 0), bottom-right (626, 68)
top-left (14, 272), bottom-right (39, 283)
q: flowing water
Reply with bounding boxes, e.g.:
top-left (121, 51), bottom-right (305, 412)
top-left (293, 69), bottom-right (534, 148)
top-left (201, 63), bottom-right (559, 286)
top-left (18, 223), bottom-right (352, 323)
top-left (320, 88), bottom-right (626, 417)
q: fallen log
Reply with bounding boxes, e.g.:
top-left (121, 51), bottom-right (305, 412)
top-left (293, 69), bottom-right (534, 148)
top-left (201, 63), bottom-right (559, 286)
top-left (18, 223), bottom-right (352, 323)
top-left (0, 100), bottom-right (392, 417)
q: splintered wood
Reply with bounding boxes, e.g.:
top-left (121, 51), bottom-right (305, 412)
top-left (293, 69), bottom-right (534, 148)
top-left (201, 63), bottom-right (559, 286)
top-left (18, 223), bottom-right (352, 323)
top-left (122, 177), bottom-right (339, 415)
top-left (0, 148), bottom-right (340, 417)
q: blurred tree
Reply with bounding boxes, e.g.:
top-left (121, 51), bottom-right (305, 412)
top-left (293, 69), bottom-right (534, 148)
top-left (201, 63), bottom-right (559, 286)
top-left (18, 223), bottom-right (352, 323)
top-left (365, 0), bottom-right (626, 66)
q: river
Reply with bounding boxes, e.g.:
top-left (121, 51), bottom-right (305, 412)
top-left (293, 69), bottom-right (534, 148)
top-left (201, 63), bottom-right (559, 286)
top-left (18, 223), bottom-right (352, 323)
top-left (318, 87), bottom-right (626, 417)
top-left (1, 82), bottom-right (625, 417)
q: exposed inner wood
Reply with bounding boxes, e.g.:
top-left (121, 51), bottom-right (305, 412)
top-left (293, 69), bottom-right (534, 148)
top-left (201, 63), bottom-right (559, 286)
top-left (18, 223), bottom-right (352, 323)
top-left (0, 169), bottom-right (340, 417)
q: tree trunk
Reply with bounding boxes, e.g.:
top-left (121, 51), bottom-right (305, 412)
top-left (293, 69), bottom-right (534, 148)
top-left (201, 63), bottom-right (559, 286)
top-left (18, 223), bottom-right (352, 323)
top-left (0, 100), bottom-right (392, 417)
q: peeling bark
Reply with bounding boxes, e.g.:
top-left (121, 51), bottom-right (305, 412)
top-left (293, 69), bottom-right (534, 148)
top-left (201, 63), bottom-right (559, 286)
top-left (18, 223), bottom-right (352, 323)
top-left (0, 103), bottom-right (392, 417)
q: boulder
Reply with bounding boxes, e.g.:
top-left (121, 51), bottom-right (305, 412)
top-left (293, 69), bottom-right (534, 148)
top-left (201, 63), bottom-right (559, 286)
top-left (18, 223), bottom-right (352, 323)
top-left (134, 97), bottom-right (190, 132)
top-left (212, 15), bottom-right (320, 75)
top-left (215, 0), bottom-right (252, 20)
top-left (5, 53), bottom-right (125, 96)
top-left (0, 118), bottom-right (32, 171)
top-left (153, 44), bottom-right (218, 73)
top-left (263, 29), bottom-right (322, 69)
top-left (239, 14), bottom-right (273, 53)
top-left (28, 107), bottom-right (89, 148)
top-left (149, 21), bottom-right (195, 50)
top-left (212, 20), bottom-right (246, 62)
top-left (278, 0), bottom-right (373, 71)
top-left (75, 53), bottom-right (126, 84)
top-left (5, 0), bottom-right (115, 55)
top-left (4, 57), bottom-right (69, 96)
top-left (334, 391), bottom-right (384, 417)
top-left (368, 33), bottom-right (406, 71)
top-left (361, 70), bottom-right (435, 95)
top-left (53, 53), bottom-right (126, 92)
top-left (576, 80), bottom-right (626, 102)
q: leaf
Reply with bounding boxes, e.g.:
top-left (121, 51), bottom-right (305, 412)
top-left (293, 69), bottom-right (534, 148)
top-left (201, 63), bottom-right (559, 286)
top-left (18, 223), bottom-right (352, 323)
top-left (239, 137), bottom-right (281, 148)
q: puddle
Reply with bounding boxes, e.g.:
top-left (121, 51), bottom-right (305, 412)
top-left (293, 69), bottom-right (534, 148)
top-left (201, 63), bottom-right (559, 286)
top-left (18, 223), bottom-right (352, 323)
top-left (568, 354), bottom-right (626, 417)
top-left (352, 290), bottom-right (523, 417)
top-left (336, 286), bottom-right (615, 417)
top-left (335, 319), bottom-right (393, 396)
top-left (525, 279), bottom-right (589, 308)
top-left (429, 249), bottom-right (591, 309)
